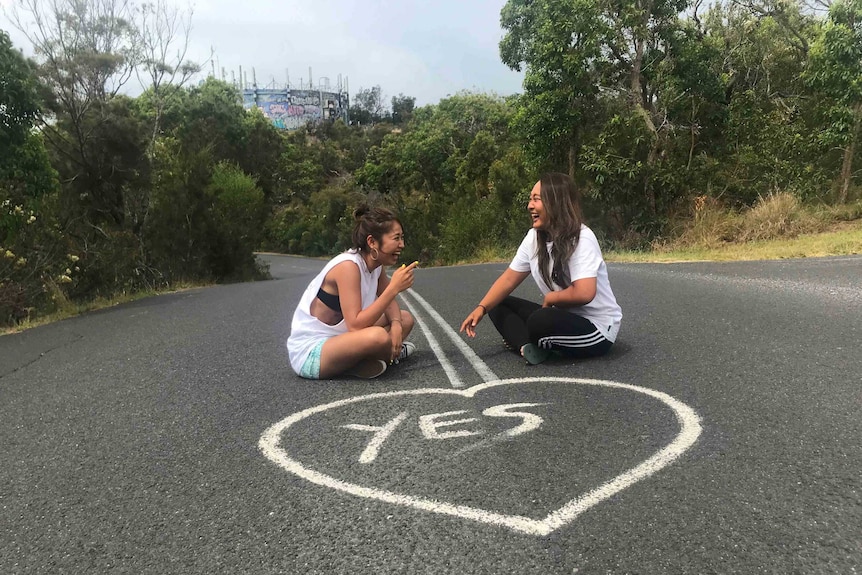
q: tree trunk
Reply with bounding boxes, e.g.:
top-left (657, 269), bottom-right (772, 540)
top-left (688, 98), bottom-right (698, 171)
top-left (568, 124), bottom-right (581, 179)
top-left (630, 0), bottom-right (658, 214)
top-left (839, 102), bottom-right (862, 203)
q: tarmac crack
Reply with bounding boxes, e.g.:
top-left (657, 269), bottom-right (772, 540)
top-left (0, 333), bottom-right (84, 379)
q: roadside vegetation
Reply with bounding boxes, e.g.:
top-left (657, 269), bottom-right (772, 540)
top-left (3, 0), bottom-right (862, 332)
top-left (613, 194), bottom-right (862, 262)
top-left (458, 195), bottom-right (862, 265)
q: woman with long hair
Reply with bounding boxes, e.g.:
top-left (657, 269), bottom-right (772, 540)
top-left (460, 173), bottom-right (622, 364)
top-left (287, 205), bottom-right (417, 379)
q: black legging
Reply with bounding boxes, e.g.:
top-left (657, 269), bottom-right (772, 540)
top-left (487, 296), bottom-right (613, 359)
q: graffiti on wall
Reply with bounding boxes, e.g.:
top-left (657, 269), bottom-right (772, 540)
top-left (243, 89), bottom-right (347, 130)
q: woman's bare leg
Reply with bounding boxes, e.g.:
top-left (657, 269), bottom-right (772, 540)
top-left (318, 326), bottom-right (390, 378)
top-left (318, 310), bottom-right (416, 378)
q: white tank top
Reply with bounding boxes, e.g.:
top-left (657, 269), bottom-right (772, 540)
top-left (286, 250), bottom-right (382, 373)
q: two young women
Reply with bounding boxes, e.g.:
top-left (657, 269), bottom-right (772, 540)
top-left (287, 172), bottom-right (621, 379)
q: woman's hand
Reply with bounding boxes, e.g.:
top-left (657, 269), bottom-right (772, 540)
top-left (388, 320), bottom-right (404, 363)
top-left (459, 306), bottom-right (486, 338)
top-left (388, 261), bottom-right (419, 294)
top-left (458, 269), bottom-right (528, 339)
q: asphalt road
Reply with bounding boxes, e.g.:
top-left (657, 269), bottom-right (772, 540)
top-left (1, 254), bottom-right (860, 574)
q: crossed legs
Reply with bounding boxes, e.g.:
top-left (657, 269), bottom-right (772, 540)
top-left (488, 296), bottom-right (612, 360)
top-left (317, 310), bottom-right (415, 378)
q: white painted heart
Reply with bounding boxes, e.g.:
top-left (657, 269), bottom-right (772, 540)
top-left (259, 377), bottom-right (702, 536)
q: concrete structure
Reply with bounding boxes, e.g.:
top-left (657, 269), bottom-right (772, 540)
top-left (235, 69), bottom-right (349, 130)
top-left (242, 87), bottom-right (349, 130)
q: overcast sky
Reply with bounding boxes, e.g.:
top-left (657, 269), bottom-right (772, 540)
top-left (1, 0), bottom-right (525, 107)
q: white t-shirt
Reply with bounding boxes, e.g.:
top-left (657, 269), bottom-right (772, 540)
top-left (287, 250), bottom-right (382, 373)
top-left (509, 226), bottom-right (622, 342)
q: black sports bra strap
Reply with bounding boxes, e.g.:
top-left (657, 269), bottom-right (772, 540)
top-left (316, 288), bottom-right (342, 313)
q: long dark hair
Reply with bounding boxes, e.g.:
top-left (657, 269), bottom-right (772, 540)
top-left (535, 172), bottom-right (584, 290)
top-left (350, 204), bottom-right (401, 253)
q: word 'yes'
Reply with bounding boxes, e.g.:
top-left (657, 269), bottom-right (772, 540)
top-left (342, 403), bottom-right (549, 464)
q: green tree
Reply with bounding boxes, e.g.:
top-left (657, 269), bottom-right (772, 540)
top-left (1, 29), bottom-right (39, 148)
top-left (205, 162), bottom-right (267, 279)
top-left (145, 136), bottom-right (211, 280)
top-left (9, 0), bottom-right (139, 208)
top-left (351, 85), bottom-right (387, 125)
top-left (1, 29), bottom-right (62, 325)
top-left (355, 92), bottom-right (521, 263)
top-left (703, 0), bottom-right (824, 205)
top-left (155, 77), bottom-right (284, 199)
top-left (135, 0), bottom-right (201, 157)
top-left (501, 0), bottom-right (695, 222)
top-left (391, 93), bottom-right (415, 125)
top-left (499, 0), bottom-right (611, 175)
top-left (239, 107), bottom-right (284, 201)
top-left (163, 78), bottom-right (247, 165)
top-left (455, 130), bottom-right (498, 199)
top-left (273, 129), bottom-right (324, 204)
top-left (805, 0), bottom-right (862, 202)
top-left (9, 0), bottom-right (153, 293)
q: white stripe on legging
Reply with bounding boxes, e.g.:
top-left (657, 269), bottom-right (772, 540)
top-left (539, 330), bottom-right (606, 349)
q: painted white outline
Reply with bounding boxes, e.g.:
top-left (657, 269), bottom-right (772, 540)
top-left (259, 377), bottom-right (702, 536)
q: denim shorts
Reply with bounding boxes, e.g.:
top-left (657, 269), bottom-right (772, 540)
top-left (299, 340), bottom-right (325, 379)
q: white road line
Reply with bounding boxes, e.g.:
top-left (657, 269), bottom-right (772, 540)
top-left (399, 294), bottom-right (464, 388)
top-left (404, 289), bottom-right (498, 384)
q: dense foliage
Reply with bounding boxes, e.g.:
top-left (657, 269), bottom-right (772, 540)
top-left (3, 0), bottom-right (862, 327)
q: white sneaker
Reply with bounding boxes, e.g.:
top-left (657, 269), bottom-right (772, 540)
top-left (345, 358), bottom-right (387, 379)
top-left (395, 341), bottom-right (415, 363)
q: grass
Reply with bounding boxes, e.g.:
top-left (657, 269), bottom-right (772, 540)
top-left (452, 244), bottom-right (514, 266)
top-left (607, 221), bottom-right (862, 262)
top-left (1, 281), bottom-right (209, 336)
top-left (609, 194), bottom-right (862, 263)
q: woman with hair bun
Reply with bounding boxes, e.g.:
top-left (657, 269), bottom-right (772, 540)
top-left (287, 205), bottom-right (418, 379)
top-left (460, 173), bottom-right (622, 365)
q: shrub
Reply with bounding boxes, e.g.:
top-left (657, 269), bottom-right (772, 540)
top-left (206, 162), bottom-right (268, 280)
top-left (734, 193), bottom-right (826, 241)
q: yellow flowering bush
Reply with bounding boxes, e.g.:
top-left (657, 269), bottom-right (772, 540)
top-left (1, 197), bottom-right (75, 325)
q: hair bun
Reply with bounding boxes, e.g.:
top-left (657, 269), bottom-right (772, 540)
top-left (353, 204), bottom-right (370, 220)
